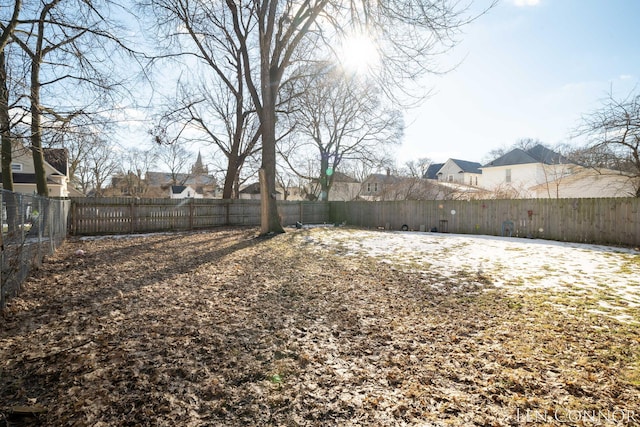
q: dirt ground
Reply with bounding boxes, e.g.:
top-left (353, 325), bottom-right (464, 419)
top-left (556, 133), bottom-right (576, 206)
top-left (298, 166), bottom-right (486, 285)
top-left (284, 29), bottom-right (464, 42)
top-left (1, 227), bottom-right (639, 426)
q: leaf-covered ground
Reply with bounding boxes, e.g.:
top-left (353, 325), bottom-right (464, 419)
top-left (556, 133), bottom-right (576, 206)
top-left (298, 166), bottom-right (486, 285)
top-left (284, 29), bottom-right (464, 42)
top-left (1, 227), bottom-right (639, 426)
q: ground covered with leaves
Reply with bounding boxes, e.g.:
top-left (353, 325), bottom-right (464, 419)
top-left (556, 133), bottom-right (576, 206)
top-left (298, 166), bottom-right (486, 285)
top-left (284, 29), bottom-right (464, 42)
top-left (1, 227), bottom-right (639, 426)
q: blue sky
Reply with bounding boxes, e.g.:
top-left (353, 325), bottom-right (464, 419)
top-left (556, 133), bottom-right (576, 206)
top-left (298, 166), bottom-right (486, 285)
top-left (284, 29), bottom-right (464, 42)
top-left (398, 0), bottom-right (640, 164)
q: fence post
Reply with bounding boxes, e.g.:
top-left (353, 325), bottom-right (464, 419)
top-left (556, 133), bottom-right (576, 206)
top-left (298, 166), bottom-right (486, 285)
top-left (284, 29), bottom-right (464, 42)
top-left (130, 199), bottom-right (136, 234)
top-left (189, 198), bottom-right (194, 230)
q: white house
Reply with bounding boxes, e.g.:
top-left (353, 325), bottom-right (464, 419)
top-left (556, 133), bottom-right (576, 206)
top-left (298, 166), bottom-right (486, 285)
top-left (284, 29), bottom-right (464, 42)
top-left (480, 145), bottom-right (574, 198)
top-left (480, 144), bottom-right (638, 198)
top-left (0, 143), bottom-right (81, 197)
top-left (529, 166), bottom-right (638, 198)
top-left (431, 159), bottom-right (482, 187)
top-left (169, 185), bottom-right (203, 199)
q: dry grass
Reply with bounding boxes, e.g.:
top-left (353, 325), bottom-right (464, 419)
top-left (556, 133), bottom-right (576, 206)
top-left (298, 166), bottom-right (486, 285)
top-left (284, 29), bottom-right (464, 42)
top-left (1, 227), bottom-right (639, 426)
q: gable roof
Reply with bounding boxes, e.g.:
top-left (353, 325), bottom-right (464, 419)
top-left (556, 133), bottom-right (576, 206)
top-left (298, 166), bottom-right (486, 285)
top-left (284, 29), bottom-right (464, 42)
top-left (484, 144), bottom-right (570, 167)
top-left (12, 173), bottom-right (63, 185)
top-left (424, 163), bottom-right (444, 179)
top-left (146, 171), bottom-right (216, 186)
top-left (43, 148), bottom-right (68, 175)
top-left (450, 159), bottom-right (482, 174)
top-left (171, 185), bottom-right (187, 194)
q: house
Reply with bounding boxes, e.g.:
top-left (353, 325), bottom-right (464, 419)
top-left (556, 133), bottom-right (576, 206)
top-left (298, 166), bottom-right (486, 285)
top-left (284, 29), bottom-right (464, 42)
top-left (480, 145), bottom-right (574, 198)
top-left (0, 143), bottom-right (82, 197)
top-left (423, 163), bottom-right (444, 180)
top-left (429, 159), bottom-right (482, 186)
top-left (307, 171), bottom-right (361, 201)
top-left (238, 182), bottom-right (282, 200)
top-left (528, 166), bottom-right (638, 198)
top-left (361, 170), bottom-right (402, 200)
top-left (360, 170), bottom-right (475, 200)
top-left (143, 153), bottom-right (217, 198)
top-left (169, 185), bottom-right (203, 199)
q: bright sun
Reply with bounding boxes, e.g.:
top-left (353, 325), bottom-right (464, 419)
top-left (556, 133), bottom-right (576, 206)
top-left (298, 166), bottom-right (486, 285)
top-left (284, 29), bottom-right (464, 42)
top-left (337, 33), bottom-right (380, 74)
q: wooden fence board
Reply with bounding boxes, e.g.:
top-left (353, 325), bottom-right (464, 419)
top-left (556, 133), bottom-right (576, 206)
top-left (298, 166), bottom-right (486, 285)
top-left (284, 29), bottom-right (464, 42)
top-left (328, 198), bottom-right (640, 247)
top-left (70, 197), bottom-right (640, 247)
top-left (70, 198), bottom-right (330, 235)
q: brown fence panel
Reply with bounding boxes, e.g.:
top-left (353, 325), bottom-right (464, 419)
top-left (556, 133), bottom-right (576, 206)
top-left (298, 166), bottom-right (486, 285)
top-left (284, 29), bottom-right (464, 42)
top-left (70, 198), bottom-right (331, 235)
top-left (329, 198), bottom-right (640, 247)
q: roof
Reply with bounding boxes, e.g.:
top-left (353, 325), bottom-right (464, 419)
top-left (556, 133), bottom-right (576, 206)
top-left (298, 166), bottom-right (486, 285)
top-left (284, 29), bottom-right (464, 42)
top-left (364, 173), bottom-right (403, 184)
top-left (331, 171), bottom-right (360, 183)
top-left (43, 148), bottom-right (68, 175)
top-left (11, 173), bottom-right (61, 185)
top-left (239, 182), bottom-right (282, 194)
top-left (450, 159), bottom-right (482, 174)
top-left (146, 171), bottom-right (216, 186)
top-left (171, 185), bottom-right (187, 194)
top-left (424, 163), bottom-right (444, 179)
top-left (484, 144), bottom-right (570, 167)
top-left (312, 171), bottom-right (360, 184)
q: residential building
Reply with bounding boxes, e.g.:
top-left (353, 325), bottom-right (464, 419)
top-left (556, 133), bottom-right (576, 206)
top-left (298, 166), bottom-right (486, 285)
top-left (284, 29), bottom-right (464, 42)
top-left (480, 145), bottom-right (573, 198)
top-left (307, 171), bottom-right (361, 201)
top-left (169, 185), bottom-right (203, 199)
top-left (238, 182), bottom-right (283, 200)
top-left (431, 159), bottom-right (482, 186)
top-left (140, 152), bottom-right (217, 198)
top-left (0, 143), bottom-right (82, 197)
top-left (423, 163), bottom-right (444, 180)
top-left (528, 166), bottom-right (638, 198)
top-left (480, 144), bottom-right (637, 198)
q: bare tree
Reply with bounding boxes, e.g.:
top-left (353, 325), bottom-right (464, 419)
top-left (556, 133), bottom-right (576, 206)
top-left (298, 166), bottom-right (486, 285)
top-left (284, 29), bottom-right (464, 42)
top-left (74, 139), bottom-right (119, 196)
top-left (154, 81), bottom-right (261, 199)
top-left (144, 0), bottom-right (490, 233)
top-left (577, 91), bottom-right (640, 196)
top-left (9, 0), bottom-right (141, 196)
top-left (0, 0), bottom-right (23, 192)
top-left (154, 140), bottom-right (193, 185)
top-left (280, 64), bottom-right (402, 201)
top-left (403, 157), bottom-right (433, 179)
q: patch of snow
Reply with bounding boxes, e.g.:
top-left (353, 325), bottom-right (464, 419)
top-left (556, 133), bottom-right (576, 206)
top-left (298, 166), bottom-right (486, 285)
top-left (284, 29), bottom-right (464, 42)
top-left (304, 228), bottom-right (640, 322)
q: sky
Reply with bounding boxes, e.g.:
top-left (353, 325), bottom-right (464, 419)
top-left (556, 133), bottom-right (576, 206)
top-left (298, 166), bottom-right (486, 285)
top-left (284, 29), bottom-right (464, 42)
top-left (398, 0), bottom-right (640, 165)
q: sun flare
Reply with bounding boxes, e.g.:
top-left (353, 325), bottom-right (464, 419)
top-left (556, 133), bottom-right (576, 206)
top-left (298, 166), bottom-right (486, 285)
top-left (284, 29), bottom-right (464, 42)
top-left (337, 33), bottom-right (380, 74)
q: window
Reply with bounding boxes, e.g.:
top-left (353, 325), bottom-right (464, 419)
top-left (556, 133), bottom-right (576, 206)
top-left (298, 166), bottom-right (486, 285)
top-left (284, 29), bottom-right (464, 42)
top-left (448, 174), bottom-right (454, 182)
top-left (374, 183), bottom-right (378, 192)
top-left (505, 169), bottom-right (512, 183)
top-left (367, 183), bottom-right (371, 192)
top-left (11, 163), bottom-right (22, 172)
top-left (469, 176), bottom-right (472, 186)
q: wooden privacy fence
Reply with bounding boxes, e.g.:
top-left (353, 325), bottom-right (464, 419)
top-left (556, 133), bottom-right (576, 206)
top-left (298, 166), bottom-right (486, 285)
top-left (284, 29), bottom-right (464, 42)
top-left (329, 198), bottom-right (640, 247)
top-left (70, 198), bottom-right (330, 235)
top-left (70, 197), bottom-right (640, 247)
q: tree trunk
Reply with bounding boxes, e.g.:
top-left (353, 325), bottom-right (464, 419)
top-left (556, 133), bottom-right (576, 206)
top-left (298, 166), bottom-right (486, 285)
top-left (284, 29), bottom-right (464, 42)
top-left (259, 104), bottom-right (284, 234)
top-left (1, 51), bottom-right (14, 191)
top-left (257, 61), bottom-right (284, 234)
top-left (30, 57), bottom-right (48, 196)
top-left (319, 154), bottom-right (330, 201)
top-left (222, 156), bottom-right (238, 199)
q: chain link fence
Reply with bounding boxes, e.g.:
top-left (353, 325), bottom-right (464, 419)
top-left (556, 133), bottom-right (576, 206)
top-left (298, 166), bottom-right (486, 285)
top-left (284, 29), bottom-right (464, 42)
top-left (0, 190), bottom-right (70, 310)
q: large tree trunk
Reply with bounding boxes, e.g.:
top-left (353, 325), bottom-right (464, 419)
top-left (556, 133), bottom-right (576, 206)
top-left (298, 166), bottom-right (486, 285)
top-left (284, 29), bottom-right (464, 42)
top-left (259, 101), bottom-right (284, 234)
